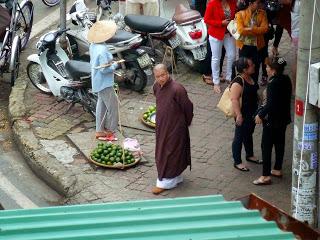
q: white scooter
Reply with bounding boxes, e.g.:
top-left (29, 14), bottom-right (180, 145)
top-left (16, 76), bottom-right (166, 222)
top-left (173, 4), bottom-right (208, 73)
top-left (26, 28), bottom-right (97, 116)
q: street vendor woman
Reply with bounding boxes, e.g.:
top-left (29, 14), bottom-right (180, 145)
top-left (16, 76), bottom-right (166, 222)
top-left (88, 20), bottom-right (119, 141)
top-left (152, 64), bottom-right (194, 195)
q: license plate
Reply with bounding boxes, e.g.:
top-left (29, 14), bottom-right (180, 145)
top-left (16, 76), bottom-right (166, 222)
top-left (191, 46), bottom-right (207, 60)
top-left (168, 35), bottom-right (181, 49)
top-left (137, 53), bottom-right (152, 69)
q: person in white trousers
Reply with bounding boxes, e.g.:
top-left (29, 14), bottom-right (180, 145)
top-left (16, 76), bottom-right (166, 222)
top-left (126, 0), bottom-right (159, 16)
top-left (204, 0), bottom-right (237, 94)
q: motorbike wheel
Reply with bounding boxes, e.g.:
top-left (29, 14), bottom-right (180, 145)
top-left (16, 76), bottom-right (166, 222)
top-left (10, 37), bottom-right (21, 87)
top-left (177, 48), bottom-right (208, 74)
top-left (80, 90), bottom-right (97, 117)
top-left (27, 62), bottom-right (52, 95)
top-left (41, 0), bottom-right (60, 7)
top-left (124, 61), bottom-right (147, 92)
top-left (15, 1), bottom-right (33, 50)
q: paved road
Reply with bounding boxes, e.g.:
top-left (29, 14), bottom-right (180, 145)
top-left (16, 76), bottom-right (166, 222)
top-left (33, 1), bottom-right (61, 24)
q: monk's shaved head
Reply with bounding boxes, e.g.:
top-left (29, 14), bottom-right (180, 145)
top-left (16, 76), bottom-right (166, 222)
top-left (153, 64), bottom-right (170, 87)
top-left (153, 64), bottom-right (168, 73)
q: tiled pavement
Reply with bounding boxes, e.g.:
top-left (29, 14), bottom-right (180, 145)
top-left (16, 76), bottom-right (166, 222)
top-left (9, 27), bottom-right (294, 211)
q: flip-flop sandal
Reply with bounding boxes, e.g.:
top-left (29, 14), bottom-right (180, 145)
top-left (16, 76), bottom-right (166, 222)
top-left (202, 75), bottom-right (214, 85)
top-left (253, 178), bottom-right (272, 185)
top-left (271, 170), bottom-right (283, 178)
top-left (97, 135), bottom-right (118, 141)
top-left (234, 164), bottom-right (249, 172)
top-left (246, 157), bottom-right (263, 164)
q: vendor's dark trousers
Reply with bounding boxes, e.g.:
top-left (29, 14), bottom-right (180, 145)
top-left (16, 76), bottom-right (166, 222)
top-left (239, 45), bottom-right (259, 83)
top-left (261, 125), bottom-right (287, 176)
top-left (232, 118), bottom-right (256, 165)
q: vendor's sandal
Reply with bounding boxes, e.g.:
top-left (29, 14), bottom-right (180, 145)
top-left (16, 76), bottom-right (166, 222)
top-left (152, 187), bottom-right (166, 195)
top-left (253, 177), bottom-right (272, 185)
top-left (97, 133), bottom-right (118, 141)
top-left (234, 164), bottom-right (249, 172)
top-left (271, 170), bottom-right (283, 178)
top-left (246, 157), bottom-right (263, 164)
top-left (95, 132), bottom-right (107, 139)
top-left (202, 75), bottom-right (214, 85)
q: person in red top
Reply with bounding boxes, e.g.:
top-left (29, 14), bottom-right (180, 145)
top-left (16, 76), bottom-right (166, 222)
top-left (204, 0), bottom-right (237, 93)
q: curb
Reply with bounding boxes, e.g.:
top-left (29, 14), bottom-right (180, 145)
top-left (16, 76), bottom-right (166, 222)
top-left (8, 75), bottom-right (77, 197)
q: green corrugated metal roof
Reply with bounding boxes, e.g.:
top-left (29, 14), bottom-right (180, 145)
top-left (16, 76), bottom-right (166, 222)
top-left (0, 195), bottom-right (295, 240)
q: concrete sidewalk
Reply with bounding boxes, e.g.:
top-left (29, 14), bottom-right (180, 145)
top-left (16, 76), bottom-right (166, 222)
top-left (9, 2), bottom-right (294, 211)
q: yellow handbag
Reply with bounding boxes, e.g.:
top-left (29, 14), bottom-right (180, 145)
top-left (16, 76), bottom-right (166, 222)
top-left (217, 76), bottom-right (244, 118)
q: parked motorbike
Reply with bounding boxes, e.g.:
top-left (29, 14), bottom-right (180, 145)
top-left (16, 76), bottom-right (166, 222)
top-left (173, 4), bottom-right (208, 73)
top-left (124, 14), bottom-right (177, 69)
top-left (66, 1), bottom-right (153, 92)
top-left (26, 29), bottom-right (97, 116)
top-left (124, 4), bottom-right (208, 73)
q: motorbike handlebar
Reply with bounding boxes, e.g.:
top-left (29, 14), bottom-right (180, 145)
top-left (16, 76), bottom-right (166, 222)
top-left (75, 14), bottom-right (85, 28)
top-left (58, 28), bottom-right (71, 36)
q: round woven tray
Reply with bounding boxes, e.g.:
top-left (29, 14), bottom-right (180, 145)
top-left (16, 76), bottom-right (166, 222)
top-left (89, 156), bottom-right (141, 169)
top-left (140, 112), bottom-right (156, 129)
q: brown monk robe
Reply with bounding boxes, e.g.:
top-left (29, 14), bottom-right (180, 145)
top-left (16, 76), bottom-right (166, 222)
top-left (152, 64), bottom-right (193, 195)
top-left (0, 5), bottom-right (10, 41)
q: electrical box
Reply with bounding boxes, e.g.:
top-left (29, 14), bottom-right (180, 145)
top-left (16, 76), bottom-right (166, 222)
top-left (309, 62), bottom-right (320, 107)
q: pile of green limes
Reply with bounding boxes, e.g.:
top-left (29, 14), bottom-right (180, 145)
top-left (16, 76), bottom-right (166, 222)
top-left (143, 105), bottom-right (156, 124)
top-left (90, 143), bottom-right (135, 166)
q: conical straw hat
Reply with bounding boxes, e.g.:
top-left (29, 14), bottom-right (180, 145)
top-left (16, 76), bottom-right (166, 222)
top-left (87, 20), bottom-right (117, 44)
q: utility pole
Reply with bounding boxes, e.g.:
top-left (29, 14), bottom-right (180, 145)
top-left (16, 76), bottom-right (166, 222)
top-left (291, 0), bottom-right (320, 228)
top-left (59, 0), bottom-right (67, 49)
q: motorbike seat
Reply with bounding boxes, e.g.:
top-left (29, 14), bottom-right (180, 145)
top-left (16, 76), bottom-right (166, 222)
top-left (172, 4), bottom-right (202, 25)
top-left (106, 30), bottom-right (138, 43)
top-left (65, 60), bottom-right (91, 80)
top-left (124, 14), bottom-right (171, 33)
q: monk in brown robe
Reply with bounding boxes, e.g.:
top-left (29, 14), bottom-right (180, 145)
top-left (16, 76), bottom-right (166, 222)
top-left (152, 64), bottom-right (194, 195)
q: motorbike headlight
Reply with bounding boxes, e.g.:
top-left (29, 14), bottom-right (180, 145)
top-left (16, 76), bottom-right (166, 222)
top-left (43, 33), bottom-right (55, 42)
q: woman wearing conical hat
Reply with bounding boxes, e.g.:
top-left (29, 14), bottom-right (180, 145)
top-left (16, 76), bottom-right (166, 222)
top-left (88, 20), bottom-right (119, 141)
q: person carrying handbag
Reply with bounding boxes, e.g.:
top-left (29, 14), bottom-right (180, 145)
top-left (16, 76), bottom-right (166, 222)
top-left (230, 57), bottom-right (259, 172)
top-left (204, 0), bottom-right (237, 94)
